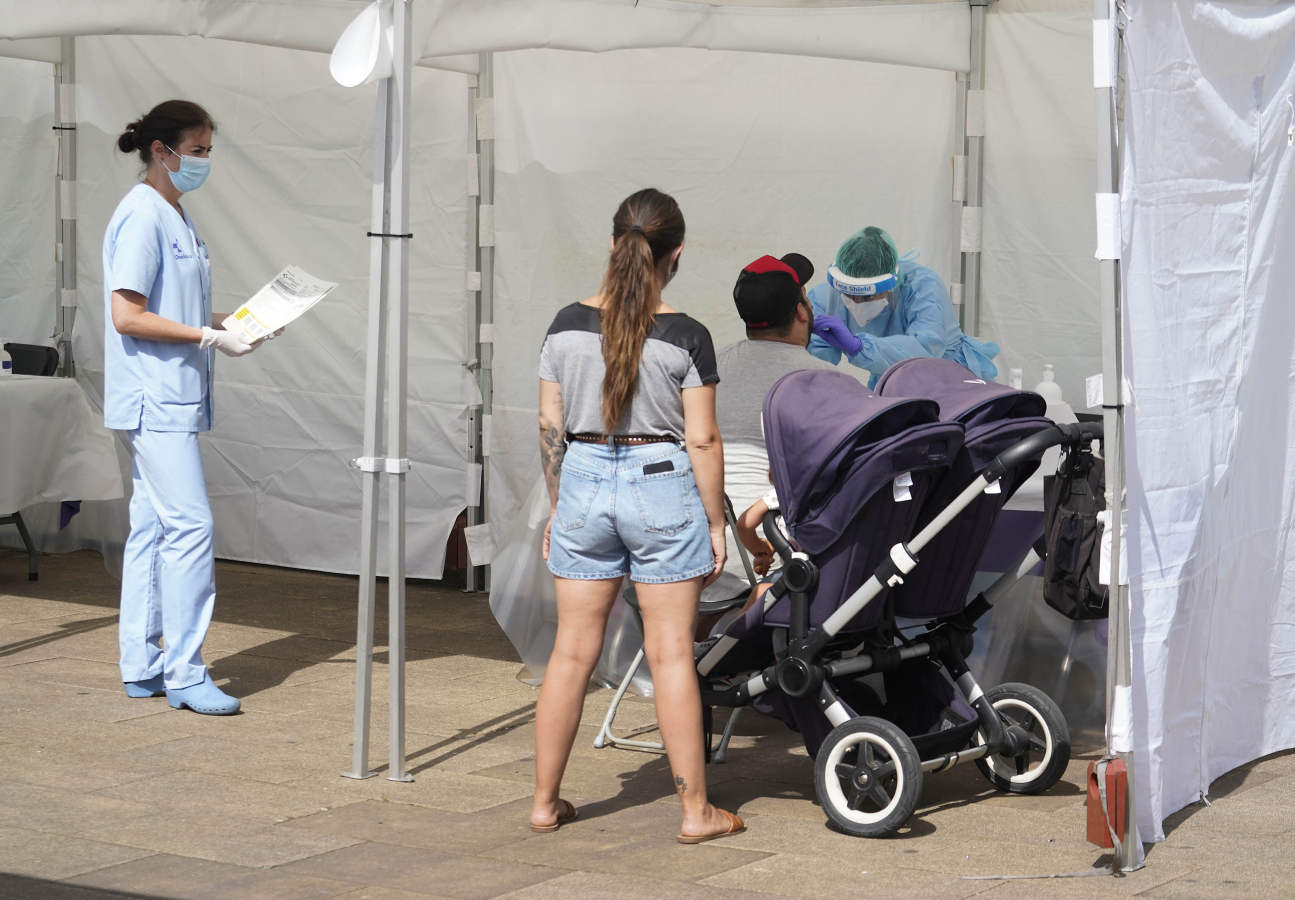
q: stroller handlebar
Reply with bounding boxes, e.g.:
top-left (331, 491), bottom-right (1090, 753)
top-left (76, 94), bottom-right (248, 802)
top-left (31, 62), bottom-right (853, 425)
top-left (763, 508), bottom-right (795, 564)
top-left (984, 420), bottom-right (1103, 484)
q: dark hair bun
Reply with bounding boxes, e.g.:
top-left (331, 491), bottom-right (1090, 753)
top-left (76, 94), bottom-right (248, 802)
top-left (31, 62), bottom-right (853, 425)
top-left (116, 120), bottom-right (141, 154)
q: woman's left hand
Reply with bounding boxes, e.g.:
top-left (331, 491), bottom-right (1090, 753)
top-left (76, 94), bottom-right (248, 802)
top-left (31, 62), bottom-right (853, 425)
top-left (703, 526), bottom-right (727, 588)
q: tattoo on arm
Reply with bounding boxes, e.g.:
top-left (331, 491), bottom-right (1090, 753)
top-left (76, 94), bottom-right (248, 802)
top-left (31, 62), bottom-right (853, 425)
top-left (540, 423), bottom-right (566, 507)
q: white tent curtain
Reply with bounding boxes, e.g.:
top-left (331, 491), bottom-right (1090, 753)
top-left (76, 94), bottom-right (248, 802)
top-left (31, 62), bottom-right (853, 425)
top-left (1120, 0), bottom-right (1295, 842)
top-left (483, 46), bottom-right (959, 552)
top-left (980, 0), bottom-right (1100, 404)
top-left (0, 57), bottom-right (54, 350)
top-left (1, 34), bottom-right (476, 578)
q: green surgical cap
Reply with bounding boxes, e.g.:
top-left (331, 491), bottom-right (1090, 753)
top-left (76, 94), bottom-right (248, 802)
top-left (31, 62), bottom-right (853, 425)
top-left (834, 226), bottom-right (898, 280)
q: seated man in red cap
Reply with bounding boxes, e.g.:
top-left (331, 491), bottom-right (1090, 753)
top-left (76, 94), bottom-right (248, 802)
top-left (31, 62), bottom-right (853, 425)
top-left (707, 254), bottom-right (837, 612)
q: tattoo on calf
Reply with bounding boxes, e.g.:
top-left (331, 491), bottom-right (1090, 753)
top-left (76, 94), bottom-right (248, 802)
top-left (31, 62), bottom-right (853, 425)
top-left (675, 775), bottom-right (687, 794)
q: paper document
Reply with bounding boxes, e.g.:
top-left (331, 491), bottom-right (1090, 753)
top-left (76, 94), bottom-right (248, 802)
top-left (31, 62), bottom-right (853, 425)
top-left (221, 265), bottom-right (337, 343)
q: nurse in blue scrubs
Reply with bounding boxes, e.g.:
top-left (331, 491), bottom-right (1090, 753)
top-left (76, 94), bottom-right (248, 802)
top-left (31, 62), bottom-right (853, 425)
top-left (104, 100), bottom-right (260, 715)
top-left (807, 226), bottom-right (999, 386)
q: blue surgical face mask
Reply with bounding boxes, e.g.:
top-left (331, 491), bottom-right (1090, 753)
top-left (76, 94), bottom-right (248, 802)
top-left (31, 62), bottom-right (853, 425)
top-left (164, 144), bottom-right (211, 193)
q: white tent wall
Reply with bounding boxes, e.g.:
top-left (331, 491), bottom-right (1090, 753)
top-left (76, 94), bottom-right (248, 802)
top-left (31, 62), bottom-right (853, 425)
top-left (0, 57), bottom-right (56, 349)
top-left (2, 35), bottom-right (476, 579)
top-left (1121, 1), bottom-right (1295, 843)
top-left (483, 47), bottom-right (959, 552)
top-left (980, 0), bottom-right (1100, 404)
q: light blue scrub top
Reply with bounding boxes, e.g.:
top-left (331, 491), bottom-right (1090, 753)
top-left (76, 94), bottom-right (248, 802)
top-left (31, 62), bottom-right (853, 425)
top-left (102, 183), bottom-right (213, 432)
top-left (807, 259), bottom-right (999, 387)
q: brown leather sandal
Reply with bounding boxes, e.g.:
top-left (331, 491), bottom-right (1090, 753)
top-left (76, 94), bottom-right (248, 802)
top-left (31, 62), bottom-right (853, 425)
top-left (530, 798), bottom-right (578, 833)
top-left (677, 808), bottom-right (746, 844)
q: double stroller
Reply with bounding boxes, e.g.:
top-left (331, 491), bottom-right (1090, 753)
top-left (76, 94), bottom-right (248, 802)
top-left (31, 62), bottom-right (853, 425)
top-left (599, 357), bottom-right (1103, 837)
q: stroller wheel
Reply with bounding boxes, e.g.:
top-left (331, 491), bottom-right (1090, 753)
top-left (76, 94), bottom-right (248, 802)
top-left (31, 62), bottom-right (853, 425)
top-left (814, 716), bottom-right (922, 837)
top-left (973, 682), bottom-right (1071, 794)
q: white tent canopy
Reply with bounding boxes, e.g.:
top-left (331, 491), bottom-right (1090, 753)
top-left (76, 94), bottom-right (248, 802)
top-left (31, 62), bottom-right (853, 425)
top-left (0, 0), bottom-right (971, 72)
top-left (4, 0), bottom-right (1293, 862)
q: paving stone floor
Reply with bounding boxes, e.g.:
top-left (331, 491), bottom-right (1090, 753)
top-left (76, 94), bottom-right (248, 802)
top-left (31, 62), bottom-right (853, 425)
top-left (1, 549), bottom-right (1293, 898)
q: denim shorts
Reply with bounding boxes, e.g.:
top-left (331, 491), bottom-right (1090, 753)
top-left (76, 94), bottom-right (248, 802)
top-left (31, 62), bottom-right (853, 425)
top-left (547, 440), bottom-right (715, 584)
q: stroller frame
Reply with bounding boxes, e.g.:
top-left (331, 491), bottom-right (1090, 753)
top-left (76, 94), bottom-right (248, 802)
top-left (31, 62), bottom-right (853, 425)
top-left (695, 420), bottom-right (1103, 836)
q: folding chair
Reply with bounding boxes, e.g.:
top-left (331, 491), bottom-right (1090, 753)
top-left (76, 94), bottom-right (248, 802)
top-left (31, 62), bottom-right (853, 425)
top-left (0, 512), bottom-right (38, 581)
top-left (593, 494), bottom-right (758, 761)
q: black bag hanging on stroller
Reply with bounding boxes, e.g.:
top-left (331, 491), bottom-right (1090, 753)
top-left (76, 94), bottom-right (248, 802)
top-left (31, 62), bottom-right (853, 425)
top-left (1042, 440), bottom-right (1109, 620)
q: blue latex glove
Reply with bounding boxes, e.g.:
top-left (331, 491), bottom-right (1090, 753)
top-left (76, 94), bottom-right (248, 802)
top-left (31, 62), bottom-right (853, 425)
top-left (811, 313), bottom-right (863, 357)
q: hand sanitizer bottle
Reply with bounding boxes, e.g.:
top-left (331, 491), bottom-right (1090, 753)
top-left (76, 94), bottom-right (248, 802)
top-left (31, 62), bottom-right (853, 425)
top-left (1033, 363), bottom-right (1064, 404)
top-left (0, 343), bottom-right (12, 376)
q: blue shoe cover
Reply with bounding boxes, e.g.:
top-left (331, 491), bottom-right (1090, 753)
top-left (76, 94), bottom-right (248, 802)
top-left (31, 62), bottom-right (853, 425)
top-left (123, 675), bottom-right (166, 698)
top-left (165, 674), bottom-right (241, 715)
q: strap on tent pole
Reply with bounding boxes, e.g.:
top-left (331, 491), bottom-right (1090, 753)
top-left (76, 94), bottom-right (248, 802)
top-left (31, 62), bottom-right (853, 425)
top-left (1093, 0), bottom-right (1140, 871)
top-left (342, 58), bottom-right (394, 786)
top-left (385, 0), bottom-right (414, 783)
top-left (466, 51), bottom-right (495, 593)
top-left (960, 0), bottom-right (989, 334)
top-left (54, 36), bottom-right (76, 377)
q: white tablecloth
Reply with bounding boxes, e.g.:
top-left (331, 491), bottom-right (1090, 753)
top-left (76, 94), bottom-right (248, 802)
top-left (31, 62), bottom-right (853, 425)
top-left (0, 375), bottom-right (124, 511)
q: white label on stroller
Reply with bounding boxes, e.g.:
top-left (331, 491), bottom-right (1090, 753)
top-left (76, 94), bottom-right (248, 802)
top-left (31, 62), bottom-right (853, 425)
top-left (893, 472), bottom-right (913, 502)
top-left (983, 479), bottom-right (1002, 495)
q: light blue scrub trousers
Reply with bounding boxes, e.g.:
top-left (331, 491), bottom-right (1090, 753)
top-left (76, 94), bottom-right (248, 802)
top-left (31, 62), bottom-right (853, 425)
top-left (118, 427), bottom-right (215, 690)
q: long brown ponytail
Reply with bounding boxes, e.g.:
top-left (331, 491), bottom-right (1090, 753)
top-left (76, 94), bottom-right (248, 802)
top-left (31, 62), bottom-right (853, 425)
top-left (599, 188), bottom-right (685, 432)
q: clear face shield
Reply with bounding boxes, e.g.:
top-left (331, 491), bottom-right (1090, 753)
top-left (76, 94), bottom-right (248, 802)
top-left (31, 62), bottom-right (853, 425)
top-left (826, 264), bottom-right (897, 325)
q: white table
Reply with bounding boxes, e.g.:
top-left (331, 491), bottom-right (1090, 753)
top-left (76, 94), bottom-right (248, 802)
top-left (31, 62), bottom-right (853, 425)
top-left (0, 375), bottom-right (124, 577)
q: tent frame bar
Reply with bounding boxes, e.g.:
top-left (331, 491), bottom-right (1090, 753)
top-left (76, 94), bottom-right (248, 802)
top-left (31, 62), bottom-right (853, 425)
top-left (1094, 0), bottom-right (1139, 871)
top-left (960, 0), bottom-right (989, 332)
top-left (466, 52), bottom-right (495, 593)
top-left (53, 36), bottom-right (76, 376)
top-left (344, 0), bottom-right (414, 784)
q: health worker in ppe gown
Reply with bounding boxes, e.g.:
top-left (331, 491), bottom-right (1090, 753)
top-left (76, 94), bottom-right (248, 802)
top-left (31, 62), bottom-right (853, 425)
top-left (103, 100), bottom-right (268, 715)
top-left (807, 226), bottom-right (999, 386)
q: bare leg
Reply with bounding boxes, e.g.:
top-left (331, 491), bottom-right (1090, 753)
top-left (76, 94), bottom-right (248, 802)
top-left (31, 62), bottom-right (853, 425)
top-left (531, 575), bottom-right (620, 828)
top-left (636, 577), bottom-right (737, 837)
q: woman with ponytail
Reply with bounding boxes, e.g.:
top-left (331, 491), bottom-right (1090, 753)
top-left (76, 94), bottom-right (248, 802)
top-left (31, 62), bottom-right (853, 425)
top-left (533, 188), bottom-right (743, 843)
top-left (102, 100), bottom-right (260, 716)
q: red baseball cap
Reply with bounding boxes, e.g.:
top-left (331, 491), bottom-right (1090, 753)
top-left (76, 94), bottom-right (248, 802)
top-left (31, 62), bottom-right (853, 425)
top-left (733, 253), bottom-right (814, 328)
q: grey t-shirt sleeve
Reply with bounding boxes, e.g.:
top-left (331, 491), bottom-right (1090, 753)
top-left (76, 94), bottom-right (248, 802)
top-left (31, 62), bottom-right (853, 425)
top-left (656, 314), bottom-right (718, 389)
top-left (538, 334), bottom-right (558, 381)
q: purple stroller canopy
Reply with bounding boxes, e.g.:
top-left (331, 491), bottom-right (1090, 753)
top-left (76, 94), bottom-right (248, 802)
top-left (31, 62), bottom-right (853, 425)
top-left (873, 357), bottom-right (1045, 428)
top-left (763, 369), bottom-right (963, 553)
top-left (876, 356), bottom-right (1052, 618)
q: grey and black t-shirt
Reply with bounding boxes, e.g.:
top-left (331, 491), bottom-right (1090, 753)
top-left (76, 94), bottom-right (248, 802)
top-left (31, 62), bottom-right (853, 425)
top-left (538, 301), bottom-right (719, 441)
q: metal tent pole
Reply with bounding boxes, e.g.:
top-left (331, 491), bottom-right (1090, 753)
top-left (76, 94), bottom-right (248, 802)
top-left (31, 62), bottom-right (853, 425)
top-left (384, 0), bottom-right (414, 783)
top-left (342, 39), bottom-right (394, 787)
top-left (1093, 0), bottom-right (1140, 871)
top-left (961, 0), bottom-right (990, 334)
top-left (465, 51), bottom-right (495, 594)
top-left (53, 36), bottom-right (77, 377)
top-left (951, 68), bottom-right (969, 319)
top-left (463, 69), bottom-right (483, 592)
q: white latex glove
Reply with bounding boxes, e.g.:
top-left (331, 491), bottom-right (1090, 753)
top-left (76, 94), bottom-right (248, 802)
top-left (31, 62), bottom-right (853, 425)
top-left (200, 326), bottom-right (254, 357)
